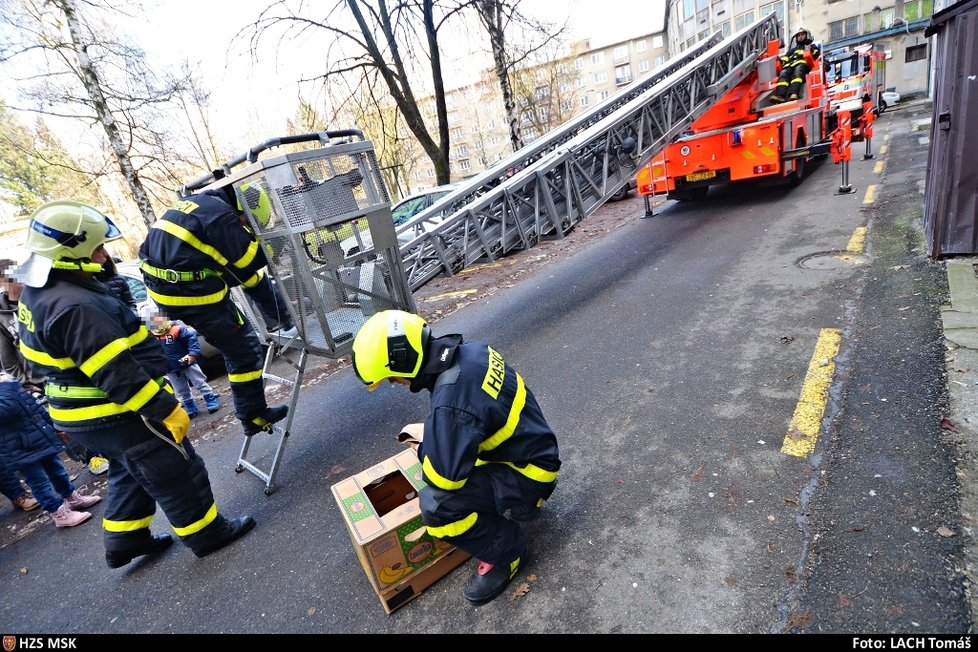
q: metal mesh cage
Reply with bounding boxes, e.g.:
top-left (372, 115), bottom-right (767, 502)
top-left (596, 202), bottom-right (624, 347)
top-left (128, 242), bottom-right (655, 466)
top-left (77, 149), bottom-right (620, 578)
top-left (218, 138), bottom-right (414, 358)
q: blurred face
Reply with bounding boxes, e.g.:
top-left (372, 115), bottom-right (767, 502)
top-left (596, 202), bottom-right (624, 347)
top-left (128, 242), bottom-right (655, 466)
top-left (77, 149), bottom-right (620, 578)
top-left (797, 31), bottom-right (808, 41)
top-left (90, 244), bottom-right (109, 265)
top-left (0, 264), bottom-right (23, 302)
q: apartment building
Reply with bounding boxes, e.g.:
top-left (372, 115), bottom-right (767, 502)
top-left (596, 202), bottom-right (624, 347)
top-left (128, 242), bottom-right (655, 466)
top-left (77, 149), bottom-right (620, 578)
top-left (666, 0), bottom-right (933, 97)
top-left (405, 30), bottom-right (669, 193)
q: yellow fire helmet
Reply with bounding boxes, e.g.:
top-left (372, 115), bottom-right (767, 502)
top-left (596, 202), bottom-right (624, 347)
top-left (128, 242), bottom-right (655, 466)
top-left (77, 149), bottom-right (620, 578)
top-left (236, 182), bottom-right (273, 228)
top-left (17, 200), bottom-right (122, 288)
top-left (351, 310), bottom-right (430, 390)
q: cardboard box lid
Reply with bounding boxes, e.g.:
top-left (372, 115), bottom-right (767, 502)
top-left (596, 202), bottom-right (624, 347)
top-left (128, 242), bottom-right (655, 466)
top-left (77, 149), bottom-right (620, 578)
top-left (331, 448), bottom-right (428, 544)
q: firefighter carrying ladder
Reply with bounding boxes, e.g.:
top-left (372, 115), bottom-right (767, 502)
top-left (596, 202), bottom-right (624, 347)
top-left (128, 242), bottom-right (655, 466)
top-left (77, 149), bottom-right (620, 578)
top-left (177, 14), bottom-right (782, 495)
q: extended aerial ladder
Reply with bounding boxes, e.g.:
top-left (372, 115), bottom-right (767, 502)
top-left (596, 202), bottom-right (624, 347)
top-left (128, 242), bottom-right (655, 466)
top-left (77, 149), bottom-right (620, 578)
top-left (387, 14), bottom-right (783, 291)
top-left (175, 14), bottom-right (782, 494)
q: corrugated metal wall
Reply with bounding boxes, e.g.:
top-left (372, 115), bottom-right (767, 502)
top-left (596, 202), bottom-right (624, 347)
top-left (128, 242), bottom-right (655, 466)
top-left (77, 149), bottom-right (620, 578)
top-left (925, 0), bottom-right (978, 257)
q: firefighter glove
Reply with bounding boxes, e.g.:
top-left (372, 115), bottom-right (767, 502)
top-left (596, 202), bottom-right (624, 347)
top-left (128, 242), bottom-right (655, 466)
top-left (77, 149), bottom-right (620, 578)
top-left (163, 404), bottom-right (190, 444)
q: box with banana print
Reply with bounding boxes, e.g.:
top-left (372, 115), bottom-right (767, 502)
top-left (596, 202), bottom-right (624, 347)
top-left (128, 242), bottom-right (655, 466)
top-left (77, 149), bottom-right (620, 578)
top-left (331, 446), bottom-right (470, 613)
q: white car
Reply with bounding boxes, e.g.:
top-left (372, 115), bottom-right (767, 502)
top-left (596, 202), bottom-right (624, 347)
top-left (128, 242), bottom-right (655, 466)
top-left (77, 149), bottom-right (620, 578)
top-left (879, 89), bottom-right (901, 111)
top-left (341, 184), bottom-right (458, 259)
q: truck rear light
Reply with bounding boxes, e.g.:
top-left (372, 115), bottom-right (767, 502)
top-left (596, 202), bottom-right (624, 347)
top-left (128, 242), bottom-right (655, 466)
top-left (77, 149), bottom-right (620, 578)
top-left (754, 164), bottom-right (776, 174)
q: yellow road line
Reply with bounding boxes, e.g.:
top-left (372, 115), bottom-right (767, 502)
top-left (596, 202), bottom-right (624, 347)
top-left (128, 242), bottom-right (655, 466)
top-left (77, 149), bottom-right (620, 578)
top-left (423, 288), bottom-right (479, 301)
top-left (781, 328), bottom-right (843, 457)
top-left (863, 184), bottom-right (877, 204)
top-left (879, 144), bottom-right (888, 154)
top-left (874, 160), bottom-right (885, 174)
top-left (847, 226), bottom-right (867, 254)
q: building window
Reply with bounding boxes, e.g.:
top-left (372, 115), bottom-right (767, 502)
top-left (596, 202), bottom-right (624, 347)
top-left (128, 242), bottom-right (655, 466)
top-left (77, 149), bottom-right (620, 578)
top-left (575, 57), bottom-right (584, 69)
top-left (560, 100), bottom-right (572, 111)
top-left (558, 82), bottom-right (569, 93)
top-left (653, 35), bottom-right (664, 48)
top-left (636, 39), bottom-right (647, 52)
top-left (906, 44), bottom-right (927, 62)
top-left (615, 64), bottom-right (632, 85)
top-left (590, 52), bottom-right (603, 64)
top-left (450, 127), bottom-right (464, 140)
top-left (459, 159), bottom-right (471, 172)
top-left (594, 71), bottom-right (608, 83)
top-left (598, 90), bottom-right (610, 100)
top-left (639, 59), bottom-right (650, 72)
top-left (581, 95), bottom-right (590, 107)
top-left (734, 11), bottom-right (754, 31)
top-left (720, 21), bottom-right (732, 37)
top-left (613, 45), bottom-right (628, 62)
top-left (655, 55), bottom-right (665, 67)
top-left (454, 144), bottom-right (468, 157)
top-left (578, 76), bottom-right (587, 88)
top-left (828, 17), bottom-right (859, 40)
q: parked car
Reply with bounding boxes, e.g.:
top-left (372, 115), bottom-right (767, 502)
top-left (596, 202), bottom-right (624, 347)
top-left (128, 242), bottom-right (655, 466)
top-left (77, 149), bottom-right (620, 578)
top-left (879, 89), bottom-right (901, 112)
top-left (116, 260), bottom-right (224, 368)
top-left (340, 184), bottom-right (458, 259)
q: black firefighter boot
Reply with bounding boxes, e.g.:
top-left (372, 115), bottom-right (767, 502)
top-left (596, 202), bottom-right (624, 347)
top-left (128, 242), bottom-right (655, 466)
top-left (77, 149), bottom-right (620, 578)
top-left (105, 533), bottom-right (174, 569)
top-left (191, 515), bottom-right (256, 558)
top-left (462, 551), bottom-right (530, 606)
top-left (242, 405), bottom-right (288, 437)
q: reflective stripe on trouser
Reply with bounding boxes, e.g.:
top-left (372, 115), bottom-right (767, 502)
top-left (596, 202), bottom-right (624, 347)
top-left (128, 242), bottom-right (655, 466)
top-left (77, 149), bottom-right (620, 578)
top-left (163, 298), bottom-right (267, 422)
top-left (777, 62), bottom-right (810, 98)
top-left (65, 418), bottom-right (233, 556)
top-left (419, 464), bottom-right (555, 567)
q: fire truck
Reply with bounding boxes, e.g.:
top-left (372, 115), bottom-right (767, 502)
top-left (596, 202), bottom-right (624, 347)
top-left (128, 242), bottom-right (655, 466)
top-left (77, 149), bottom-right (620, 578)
top-left (823, 43), bottom-right (887, 141)
top-left (635, 36), bottom-right (832, 201)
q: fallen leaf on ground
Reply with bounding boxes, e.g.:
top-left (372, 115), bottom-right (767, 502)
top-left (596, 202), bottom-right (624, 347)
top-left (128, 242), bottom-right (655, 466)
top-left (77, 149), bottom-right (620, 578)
top-left (307, 607), bottom-right (316, 616)
top-left (839, 592), bottom-right (853, 608)
top-left (937, 526), bottom-right (956, 537)
top-left (508, 582), bottom-right (530, 601)
top-left (941, 417), bottom-right (960, 433)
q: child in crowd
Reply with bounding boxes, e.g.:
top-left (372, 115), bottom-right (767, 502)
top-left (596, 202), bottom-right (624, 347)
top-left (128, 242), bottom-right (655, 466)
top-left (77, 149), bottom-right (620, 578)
top-left (149, 314), bottom-right (221, 418)
top-left (0, 373), bottom-right (101, 527)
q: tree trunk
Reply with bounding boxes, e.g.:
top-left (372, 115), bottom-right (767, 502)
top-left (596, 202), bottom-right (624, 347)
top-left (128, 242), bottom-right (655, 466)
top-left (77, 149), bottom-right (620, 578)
top-left (55, 0), bottom-right (157, 229)
top-left (477, 0), bottom-right (523, 153)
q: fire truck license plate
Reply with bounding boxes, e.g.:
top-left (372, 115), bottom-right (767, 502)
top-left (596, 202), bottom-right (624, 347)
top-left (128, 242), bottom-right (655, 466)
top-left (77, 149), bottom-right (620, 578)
top-left (686, 171), bottom-right (716, 182)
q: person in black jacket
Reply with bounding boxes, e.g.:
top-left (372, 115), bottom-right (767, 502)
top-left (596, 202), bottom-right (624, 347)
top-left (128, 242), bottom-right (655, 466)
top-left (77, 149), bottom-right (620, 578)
top-left (351, 310), bottom-right (561, 606)
top-left (14, 200), bottom-right (254, 567)
top-left (138, 183), bottom-right (292, 437)
top-left (96, 256), bottom-right (137, 314)
top-left (770, 27), bottom-right (822, 103)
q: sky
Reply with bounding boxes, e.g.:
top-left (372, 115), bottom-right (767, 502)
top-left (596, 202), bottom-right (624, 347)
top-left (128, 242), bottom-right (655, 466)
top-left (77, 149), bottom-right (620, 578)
top-left (119, 0), bottom-right (668, 150)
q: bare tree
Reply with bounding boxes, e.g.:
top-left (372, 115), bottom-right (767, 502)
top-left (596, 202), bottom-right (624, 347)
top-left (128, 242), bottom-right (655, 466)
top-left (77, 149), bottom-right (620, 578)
top-left (468, 0), bottom-right (566, 152)
top-left (0, 0), bottom-right (194, 228)
top-left (246, 0), bottom-right (464, 185)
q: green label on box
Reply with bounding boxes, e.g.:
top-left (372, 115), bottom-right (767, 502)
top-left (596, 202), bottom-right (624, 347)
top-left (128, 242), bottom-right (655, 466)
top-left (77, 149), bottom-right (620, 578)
top-left (343, 491), bottom-right (376, 523)
top-left (404, 461), bottom-right (426, 491)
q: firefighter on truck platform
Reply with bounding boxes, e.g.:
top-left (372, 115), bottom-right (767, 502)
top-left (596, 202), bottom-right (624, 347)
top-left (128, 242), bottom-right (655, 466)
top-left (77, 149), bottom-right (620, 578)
top-left (14, 200), bottom-right (255, 568)
top-left (770, 27), bottom-right (822, 104)
top-left (138, 182), bottom-right (294, 438)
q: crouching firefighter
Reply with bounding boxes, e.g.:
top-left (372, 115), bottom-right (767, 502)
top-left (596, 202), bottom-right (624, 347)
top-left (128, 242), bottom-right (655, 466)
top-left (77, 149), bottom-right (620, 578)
top-left (14, 201), bottom-right (255, 568)
top-left (351, 310), bottom-right (562, 605)
top-left (138, 181), bottom-right (293, 437)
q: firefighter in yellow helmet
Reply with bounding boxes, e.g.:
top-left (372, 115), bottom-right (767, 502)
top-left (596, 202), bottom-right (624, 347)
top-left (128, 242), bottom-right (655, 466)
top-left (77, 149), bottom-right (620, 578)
top-left (14, 200), bottom-right (254, 567)
top-left (138, 181), bottom-right (293, 437)
top-left (351, 310), bottom-right (562, 605)
top-left (770, 26), bottom-right (822, 103)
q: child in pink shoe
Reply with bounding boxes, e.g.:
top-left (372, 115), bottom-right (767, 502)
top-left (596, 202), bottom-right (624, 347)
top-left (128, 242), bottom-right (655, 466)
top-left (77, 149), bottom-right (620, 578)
top-left (0, 374), bottom-right (101, 527)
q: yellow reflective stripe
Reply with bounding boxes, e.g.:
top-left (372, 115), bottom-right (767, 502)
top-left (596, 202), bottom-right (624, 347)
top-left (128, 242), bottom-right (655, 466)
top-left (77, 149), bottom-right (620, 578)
top-left (172, 502), bottom-right (218, 537)
top-left (425, 511), bottom-right (478, 539)
top-left (78, 327), bottom-right (151, 376)
top-left (152, 220), bottom-right (229, 267)
top-left (228, 369), bottom-right (263, 384)
top-left (421, 455), bottom-right (466, 491)
top-left (123, 379), bottom-right (163, 411)
top-left (102, 514), bottom-right (154, 533)
top-left (47, 385), bottom-right (108, 398)
top-left (240, 269), bottom-right (263, 288)
top-left (232, 239), bottom-right (259, 269)
top-left (49, 402), bottom-right (130, 421)
top-left (478, 373), bottom-right (525, 453)
top-left (426, 513), bottom-right (478, 539)
top-left (474, 458), bottom-right (559, 484)
top-left (148, 285), bottom-right (228, 307)
top-left (19, 342), bottom-right (75, 370)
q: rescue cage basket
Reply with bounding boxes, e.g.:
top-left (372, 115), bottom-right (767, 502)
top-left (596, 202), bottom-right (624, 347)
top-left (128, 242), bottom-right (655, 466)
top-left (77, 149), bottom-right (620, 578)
top-left (188, 131), bottom-right (416, 358)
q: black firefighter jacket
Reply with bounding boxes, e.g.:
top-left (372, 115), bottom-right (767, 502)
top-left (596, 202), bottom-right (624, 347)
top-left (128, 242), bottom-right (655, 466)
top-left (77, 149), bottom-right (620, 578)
top-left (138, 188), bottom-right (269, 310)
top-left (17, 272), bottom-right (178, 433)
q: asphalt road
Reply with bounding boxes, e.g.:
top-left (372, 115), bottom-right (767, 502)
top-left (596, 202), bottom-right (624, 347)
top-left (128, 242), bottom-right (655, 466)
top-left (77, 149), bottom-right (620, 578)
top-left (1, 99), bottom-right (968, 635)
